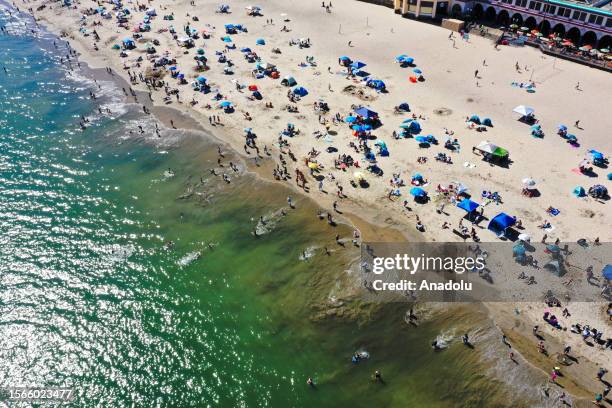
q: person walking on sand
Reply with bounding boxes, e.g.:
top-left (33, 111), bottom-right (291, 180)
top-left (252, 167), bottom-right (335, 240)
top-left (502, 334), bottom-right (511, 348)
top-left (287, 196), bottom-right (295, 209)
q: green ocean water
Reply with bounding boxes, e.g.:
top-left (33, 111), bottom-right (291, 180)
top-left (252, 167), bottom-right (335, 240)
top-left (0, 6), bottom-right (536, 407)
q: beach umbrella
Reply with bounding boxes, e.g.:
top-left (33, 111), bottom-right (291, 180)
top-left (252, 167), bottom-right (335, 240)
top-left (412, 68), bottom-right (422, 74)
top-left (256, 38), bottom-right (266, 45)
top-left (177, 73), bottom-right (185, 79)
top-left (196, 76), bottom-right (207, 83)
top-left (530, 124), bottom-right (541, 131)
top-left (307, 162), bottom-right (319, 170)
top-left (339, 56), bottom-right (351, 61)
top-left (522, 178), bottom-right (536, 187)
top-left (345, 116), bottom-right (357, 123)
top-left (410, 187), bottom-right (426, 197)
top-left (518, 233), bottom-right (531, 242)
top-left (353, 171), bottom-right (365, 180)
top-left (197, 48), bottom-right (205, 55)
top-left (219, 101), bottom-right (232, 107)
top-left (399, 123), bottom-right (412, 129)
top-left (168, 66), bottom-right (178, 71)
top-left (602, 265), bottom-right (612, 280)
top-left (546, 244), bottom-right (561, 253)
top-left (403, 57), bottom-right (414, 64)
top-left (558, 124), bottom-right (567, 131)
top-left (221, 36), bottom-right (232, 42)
top-left (352, 125), bottom-right (365, 132)
top-left (513, 105), bottom-right (534, 116)
top-left (375, 140), bottom-right (387, 149)
top-left (477, 141), bottom-right (497, 154)
top-left (395, 54), bottom-right (408, 62)
top-left (415, 136), bottom-right (429, 144)
top-left (513, 244), bottom-right (526, 256)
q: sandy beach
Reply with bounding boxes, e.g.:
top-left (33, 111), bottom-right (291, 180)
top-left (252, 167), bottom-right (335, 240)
top-left (12, 0), bottom-right (612, 402)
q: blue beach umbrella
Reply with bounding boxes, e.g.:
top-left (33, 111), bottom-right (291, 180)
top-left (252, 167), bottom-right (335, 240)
top-left (345, 116), bottom-right (357, 123)
top-left (240, 47), bottom-right (252, 52)
top-left (197, 76), bottom-right (207, 83)
top-left (558, 124), bottom-right (567, 131)
top-left (513, 244), bottom-right (526, 256)
top-left (168, 66), bottom-right (177, 71)
top-left (220, 101), bottom-right (232, 107)
top-left (602, 264), bottom-right (612, 280)
top-left (256, 38), bottom-right (266, 45)
top-left (221, 36), bottom-right (232, 42)
top-left (412, 68), bottom-right (422, 74)
top-left (415, 136), bottom-right (429, 143)
top-left (395, 54), bottom-right (408, 62)
top-left (410, 187), bottom-right (427, 197)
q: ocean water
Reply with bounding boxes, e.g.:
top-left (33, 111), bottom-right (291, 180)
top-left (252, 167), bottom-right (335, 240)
top-left (0, 6), bottom-right (541, 407)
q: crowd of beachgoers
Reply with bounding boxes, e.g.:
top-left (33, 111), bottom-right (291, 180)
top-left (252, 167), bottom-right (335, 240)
top-left (3, 0), bottom-right (611, 402)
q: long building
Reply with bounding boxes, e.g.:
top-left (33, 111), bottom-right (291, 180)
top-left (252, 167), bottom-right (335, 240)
top-left (364, 0), bottom-right (612, 47)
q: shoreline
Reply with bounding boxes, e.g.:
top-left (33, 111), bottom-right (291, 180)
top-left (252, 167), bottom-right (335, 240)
top-left (6, 0), bottom-right (611, 403)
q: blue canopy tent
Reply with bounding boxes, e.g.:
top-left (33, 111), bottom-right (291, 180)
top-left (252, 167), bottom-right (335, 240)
top-left (292, 86), bottom-right (308, 96)
top-left (457, 198), bottom-right (479, 213)
top-left (488, 213), bottom-right (516, 236)
top-left (367, 79), bottom-right (386, 90)
top-left (354, 107), bottom-right (378, 120)
top-left (122, 38), bottom-right (135, 49)
top-left (603, 264), bottom-right (612, 280)
top-left (408, 120), bottom-right (421, 134)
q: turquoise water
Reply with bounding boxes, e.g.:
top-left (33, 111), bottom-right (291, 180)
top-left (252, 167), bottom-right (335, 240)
top-left (0, 7), bottom-right (536, 407)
